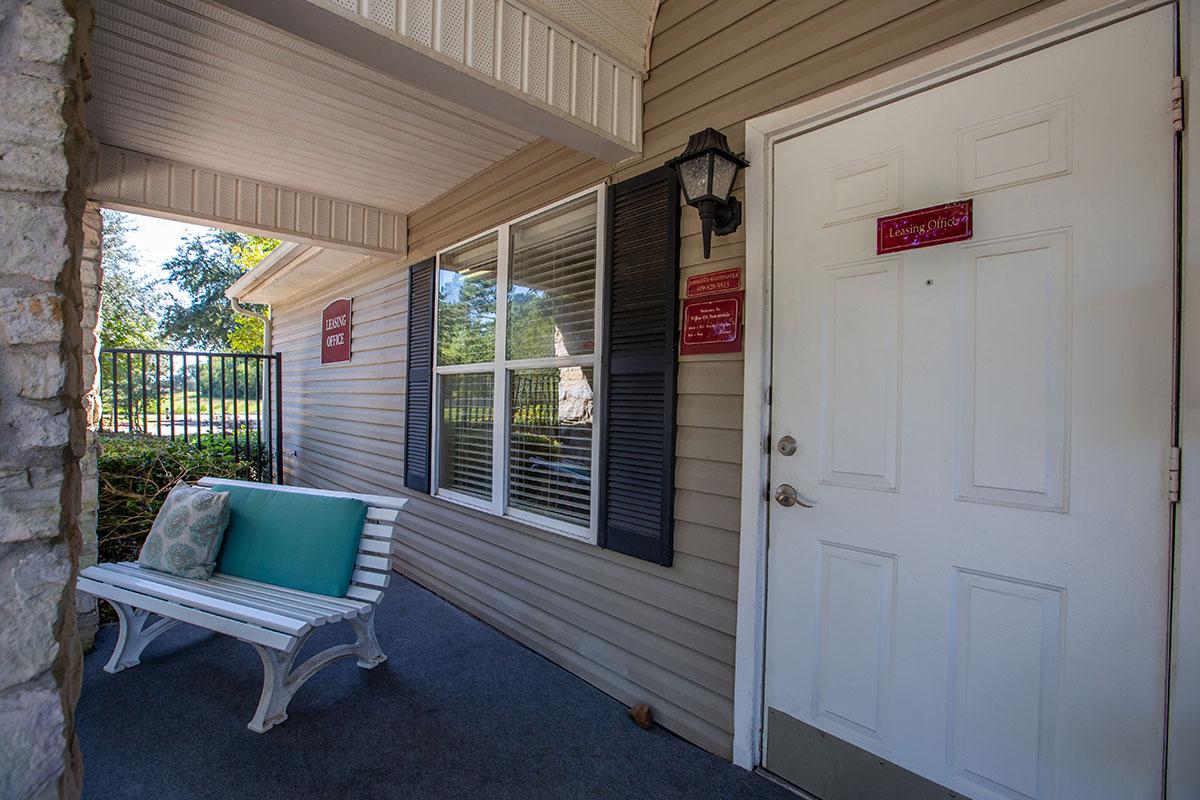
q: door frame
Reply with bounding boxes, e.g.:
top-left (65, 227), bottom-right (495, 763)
top-left (734, 3), bottom-right (1194, 797)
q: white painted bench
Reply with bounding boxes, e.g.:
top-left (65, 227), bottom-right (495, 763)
top-left (77, 478), bottom-right (405, 733)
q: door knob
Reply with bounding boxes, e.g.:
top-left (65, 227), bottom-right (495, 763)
top-left (775, 483), bottom-right (815, 508)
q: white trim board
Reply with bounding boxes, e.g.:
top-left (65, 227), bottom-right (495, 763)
top-left (89, 145), bottom-right (408, 258)
top-left (733, 0), bottom-right (1180, 780)
top-left (1172, 2), bottom-right (1200, 797)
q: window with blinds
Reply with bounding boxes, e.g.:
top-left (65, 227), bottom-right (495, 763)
top-left (508, 196), bottom-right (597, 360)
top-left (437, 372), bottom-right (494, 501)
top-left (432, 187), bottom-right (604, 540)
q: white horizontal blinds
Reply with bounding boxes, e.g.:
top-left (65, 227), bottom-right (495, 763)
top-left (438, 372), bottom-right (494, 500)
top-left (507, 195), bottom-right (598, 360)
top-left (437, 234), bottom-right (499, 501)
top-left (508, 366), bottom-right (595, 525)
top-left (438, 234), bottom-right (498, 366)
top-left (433, 187), bottom-right (603, 538)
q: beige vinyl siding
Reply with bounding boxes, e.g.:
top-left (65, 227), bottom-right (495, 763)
top-left (271, 0), bottom-right (1063, 757)
top-left (272, 260), bottom-right (410, 496)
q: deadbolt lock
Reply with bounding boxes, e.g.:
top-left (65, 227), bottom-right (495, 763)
top-left (777, 435), bottom-right (798, 456)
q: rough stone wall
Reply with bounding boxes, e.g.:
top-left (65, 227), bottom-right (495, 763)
top-left (0, 1), bottom-right (93, 798)
top-left (75, 204), bottom-right (99, 652)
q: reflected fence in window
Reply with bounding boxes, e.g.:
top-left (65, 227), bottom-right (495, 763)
top-left (439, 372), bottom-right (495, 501)
top-left (97, 348), bottom-right (283, 483)
top-left (509, 368), bottom-right (593, 526)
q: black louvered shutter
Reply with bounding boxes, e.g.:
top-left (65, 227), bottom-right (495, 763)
top-left (405, 257), bottom-right (436, 492)
top-left (598, 167), bottom-right (681, 566)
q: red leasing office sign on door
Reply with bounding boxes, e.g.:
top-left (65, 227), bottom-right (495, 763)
top-left (320, 298), bottom-right (352, 364)
top-left (877, 199), bottom-right (972, 254)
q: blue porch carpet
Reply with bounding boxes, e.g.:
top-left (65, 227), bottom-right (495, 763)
top-left (78, 576), bottom-right (793, 799)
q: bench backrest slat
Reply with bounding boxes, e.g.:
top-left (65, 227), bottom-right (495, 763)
top-left (358, 538), bottom-right (391, 555)
top-left (345, 585), bottom-right (384, 604)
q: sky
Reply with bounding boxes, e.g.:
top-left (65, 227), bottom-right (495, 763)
top-left (114, 211), bottom-right (215, 299)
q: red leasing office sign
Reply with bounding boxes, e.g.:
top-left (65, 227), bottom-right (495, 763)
top-left (680, 291), bottom-right (742, 356)
top-left (877, 199), bottom-right (972, 254)
top-left (320, 298), bottom-right (352, 364)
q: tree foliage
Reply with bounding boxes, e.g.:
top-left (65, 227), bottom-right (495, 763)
top-left (99, 211), bottom-right (169, 350)
top-left (97, 433), bottom-right (267, 564)
top-left (161, 230), bottom-right (277, 352)
top-left (436, 271), bottom-right (497, 365)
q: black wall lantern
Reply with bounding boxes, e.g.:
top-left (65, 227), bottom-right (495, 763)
top-left (666, 128), bottom-right (750, 258)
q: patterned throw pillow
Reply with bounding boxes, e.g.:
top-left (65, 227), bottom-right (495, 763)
top-left (138, 483), bottom-right (231, 579)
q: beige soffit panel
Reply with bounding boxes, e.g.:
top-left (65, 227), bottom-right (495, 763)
top-left (90, 144), bottom-right (408, 258)
top-left (522, 0), bottom-right (660, 71)
top-left (226, 243), bottom-right (384, 305)
top-left (90, 0), bottom-right (538, 213)
top-left (209, 0), bottom-right (643, 160)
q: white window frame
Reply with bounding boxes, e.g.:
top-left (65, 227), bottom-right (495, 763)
top-left (430, 183), bottom-right (607, 543)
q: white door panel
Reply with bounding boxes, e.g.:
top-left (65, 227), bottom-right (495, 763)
top-left (765, 9), bottom-right (1175, 800)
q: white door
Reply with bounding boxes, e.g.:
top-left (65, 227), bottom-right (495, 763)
top-left (764, 9), bottom-right (1176, 800)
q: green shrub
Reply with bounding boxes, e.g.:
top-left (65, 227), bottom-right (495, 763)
top-left (96, 432), bottom-right (267, 565)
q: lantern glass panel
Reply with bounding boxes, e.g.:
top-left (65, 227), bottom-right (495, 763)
top-left (711, 153), bottom-right (738, 202)
top-left (678, 154), bottom-right (712, 203)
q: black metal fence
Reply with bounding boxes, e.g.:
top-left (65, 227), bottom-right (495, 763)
top-left (98, 348), bottom-right (283, 483)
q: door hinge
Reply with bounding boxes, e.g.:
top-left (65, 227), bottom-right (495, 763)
top-left (1168, 445), bottom-right (1181, 503)
top-left (1172, 76), bottom-right (1185, 133)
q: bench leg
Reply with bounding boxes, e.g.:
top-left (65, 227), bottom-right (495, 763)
top-left (102, 601), bottom-right (180, 674)
top-left (351, 607), bottom-right (386, 668)
top-left (249, 643), bottom-right (299, 733)
top-left (247, 612), bottom-right (388, 733)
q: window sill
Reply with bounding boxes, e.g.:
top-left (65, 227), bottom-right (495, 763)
top-left (433, 489), bottom-right (597, 546)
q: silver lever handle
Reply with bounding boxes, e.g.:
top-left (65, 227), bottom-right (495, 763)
top-left (775, 483), bottom-right (815, 508)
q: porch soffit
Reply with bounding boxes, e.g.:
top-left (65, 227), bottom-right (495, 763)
top-left (208, 0), bottom-right (645, 160)
top-left (226, 242), bottom-right (384, 305)
top-left (89, 0), bottom-right (539, 217)
top-left (513, 0), bottom-right (659, 72)
top-left (90, 144), bottom-right (408, 258)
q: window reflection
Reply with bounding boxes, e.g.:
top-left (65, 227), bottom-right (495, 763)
top-left (508, 367), bottom-right (594, 525)
top-left (438, 235), bottom-right (498, 366)
top-left (508, 196), bottom-right (597, 361)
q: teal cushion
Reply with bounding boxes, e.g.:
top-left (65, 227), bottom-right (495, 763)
top-left (211, 484), bottom-right (367, 597)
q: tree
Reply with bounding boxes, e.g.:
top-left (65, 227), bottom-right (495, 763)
top-left (99, 211), bottom-right (168, 350)
top-left (436, 271), bottom-right (497, 365)
top-left (161, 230), bottom-right (277, 351)
top-left (227, 236), bottom-right (277, 352)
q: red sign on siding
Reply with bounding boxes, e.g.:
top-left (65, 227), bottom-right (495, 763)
top-left (877, 199), bottom-right (973, 254)
top-left (320, 298), bottom-right (352, 364)
top-left (686, 267), bottom-right (742, 297)
top-left (680, 291), bottom-right (743, 356)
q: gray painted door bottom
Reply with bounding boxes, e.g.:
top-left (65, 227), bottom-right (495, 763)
top-left (764, 708), bottom-right (972, 800)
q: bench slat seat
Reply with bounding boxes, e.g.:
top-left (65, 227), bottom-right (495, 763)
top-left (82, 563), bottom-right (371, 627)
top-left (79, 478), bottom-right (405, 733)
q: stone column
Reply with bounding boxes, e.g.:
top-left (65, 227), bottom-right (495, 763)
top-left (76, 203), bottom-right (100, 652)
top-left (0, 1), bottom-right (92, 798)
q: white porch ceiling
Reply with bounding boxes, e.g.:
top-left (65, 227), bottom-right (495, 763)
top-left (210, 0), bottom-right (646, 160)
top-left (89, 0), bottom-right (540, 214)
